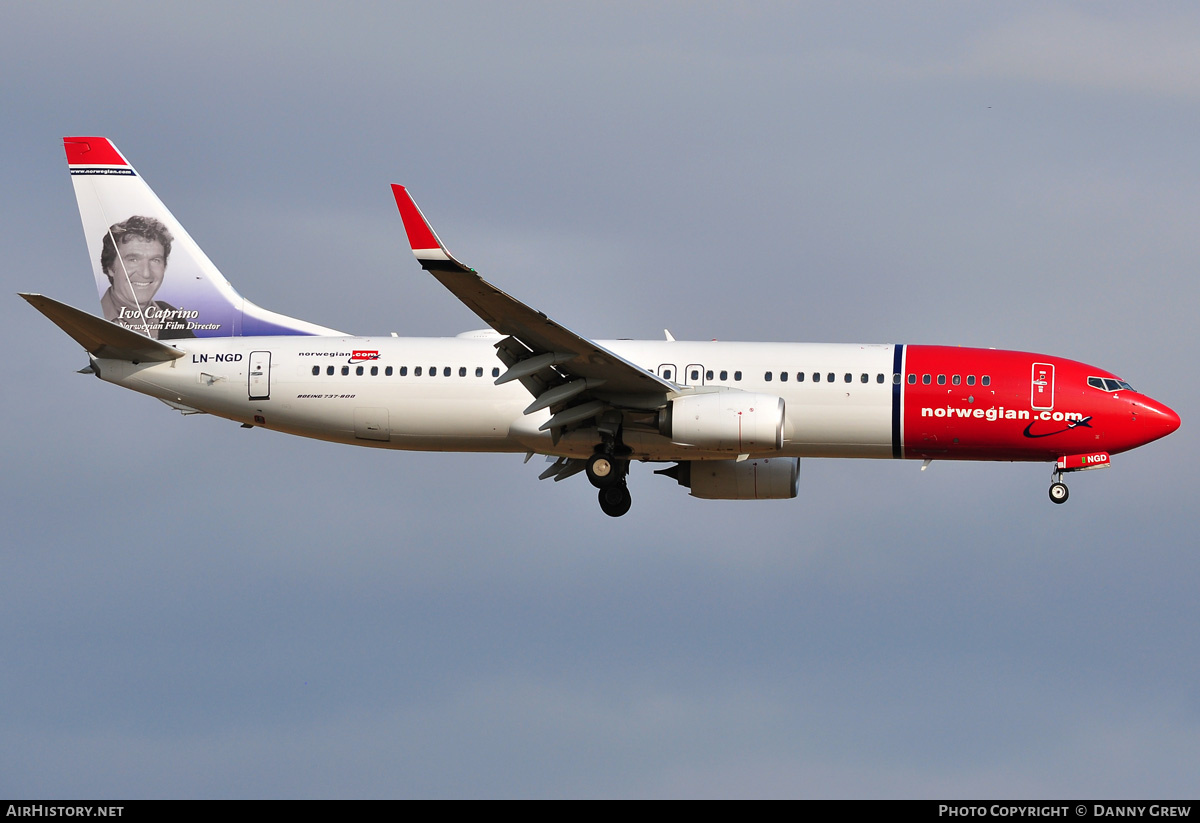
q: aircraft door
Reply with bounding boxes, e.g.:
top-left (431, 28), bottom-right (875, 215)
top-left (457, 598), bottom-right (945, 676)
top-left (249, 351), bottom-right (271, 400)
top-left (684, 364), bottom-right (706, 386)
top-left (1031, 362), bottom-right (1054, 410)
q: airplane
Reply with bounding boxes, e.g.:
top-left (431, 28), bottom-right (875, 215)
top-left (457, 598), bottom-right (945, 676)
top-left (22, 137), bottom-right (1180, 517)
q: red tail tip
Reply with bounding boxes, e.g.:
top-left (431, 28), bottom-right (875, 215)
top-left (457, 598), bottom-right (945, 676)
top-left (63, 137), bottom-right (127, 166)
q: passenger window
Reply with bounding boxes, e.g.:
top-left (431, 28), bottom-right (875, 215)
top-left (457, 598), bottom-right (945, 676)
top-left (400, 366), bottom-right (408, 376)
top-left (861, 373), bottom-right (868, 384)
top-left (476, 367), bottom-right (483, 377)
top-left (415, 366), bottom-right (422, 376)
top-left (719, 370), bottom-right (728, 381)
top-left (922, 374), bottom-right (931, 385)
top-left (952, 375), bottom-right (960, 385)
top-left (734, 371), bottom-right (742, 381)
top-left (706, 370), bottom-right (713, 380)
top-left (444, 367), bottom-right (451, 377)
top-left (937, 375), bottom-right (945, 385)
top-left (844, 373), bottom-right (851, 383)
top-left (764, 371), bottom-right (773, 381)
top-left (371, 366), bottom-right (378, 376)
top-left (780, 371), bottom-right (788, 382)
top-left (891, 374), bottom-right (899, 384)
top-left (356, 366), bottom-right (364, 376)
top-left (813, 372), bottom-right (821, 383)
top-left (327, 366), bottom-right (334, 376)
top-left (492, 367), bottom-right (500, 377)
top-left (663, 369), bottom-right (673, 380)
top-left (966, 375), bottom-right (975, 386)
top-left (459, 367), bottom-right (466, 377)
top-left (341, 366), bottom-right (349, 376)
top-left (981, 376), bottom-right (990, 386)
top-left (908, 374), bottom-right (916, 385)
top-left (386, 366), bottom-right (393, 376)
top-left (797, 372), bottom-right (805, 382)
top-left (311, 366), bottom-right (320, 376)
top-left (827, 373), bottom-right (835, 383)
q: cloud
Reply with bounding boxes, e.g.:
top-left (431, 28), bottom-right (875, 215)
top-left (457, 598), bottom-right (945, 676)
top-left (962, 8), bottom-right (1200, 98)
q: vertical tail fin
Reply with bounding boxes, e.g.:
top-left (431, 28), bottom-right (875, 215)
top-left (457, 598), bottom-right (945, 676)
top-left (64, 137), bottom-right (341, 339)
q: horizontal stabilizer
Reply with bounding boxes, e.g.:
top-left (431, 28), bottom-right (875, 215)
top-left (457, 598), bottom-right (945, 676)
top-left (20, 293), bottom-right (185, 362)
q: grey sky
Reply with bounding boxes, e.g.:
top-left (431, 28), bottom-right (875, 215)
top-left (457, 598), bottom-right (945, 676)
top-left (2, 2), bottom-right (1197, 798)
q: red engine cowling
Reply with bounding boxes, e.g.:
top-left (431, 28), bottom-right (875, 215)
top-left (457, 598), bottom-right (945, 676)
top-left (659, 457), bottom-right (800, 500)
top-left (659, 391), bottom-right (785, 452)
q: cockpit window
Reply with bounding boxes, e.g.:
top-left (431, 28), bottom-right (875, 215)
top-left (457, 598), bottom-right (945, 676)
top-left (1089, 376), bottom-right (1135, 392)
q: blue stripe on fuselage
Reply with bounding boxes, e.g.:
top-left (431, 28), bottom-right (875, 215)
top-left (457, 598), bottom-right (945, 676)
top-left (892, 344), bottom-right (904, 459)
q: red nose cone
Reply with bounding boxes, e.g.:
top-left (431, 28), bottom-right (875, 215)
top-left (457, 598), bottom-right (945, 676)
top-left (1143, 397), bottom-right (1181, 444)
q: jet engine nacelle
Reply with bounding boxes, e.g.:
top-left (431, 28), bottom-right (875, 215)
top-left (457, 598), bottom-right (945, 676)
top-left (658, 457), bottom-right (800, 500)
top-left (658, 391), bottom-right (785, 452)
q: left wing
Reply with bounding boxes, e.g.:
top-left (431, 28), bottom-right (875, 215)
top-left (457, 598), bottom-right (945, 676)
top-left (392, 185), bottom-right (677, 440)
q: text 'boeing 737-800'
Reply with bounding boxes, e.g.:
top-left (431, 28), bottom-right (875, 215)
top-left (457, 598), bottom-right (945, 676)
top-left (22, 137), bottom-right (1180, 516)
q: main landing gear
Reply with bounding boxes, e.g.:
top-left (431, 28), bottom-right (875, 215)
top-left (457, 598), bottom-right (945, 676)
top-left (586, 451), bottom-right (621, 488)
top-left (598, 484), bottom-right (632, 517)
top-left (587, 447), bottom-right (631, 517)
top-left (1048, 467), bottom-right (1069, 504)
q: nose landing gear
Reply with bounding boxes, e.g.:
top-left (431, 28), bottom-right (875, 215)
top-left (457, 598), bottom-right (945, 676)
top-left (1048, 466), bottom-right (1069, 504)
top-left (1046, 452), bottom-right (1113, 504)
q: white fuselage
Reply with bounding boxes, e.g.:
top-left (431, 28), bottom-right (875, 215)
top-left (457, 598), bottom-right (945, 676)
top-left (99, 334), bottom-right (898, 461)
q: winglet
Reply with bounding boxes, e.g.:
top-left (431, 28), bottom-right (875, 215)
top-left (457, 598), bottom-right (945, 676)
top-left (391, 185), bottom-right (471, 272)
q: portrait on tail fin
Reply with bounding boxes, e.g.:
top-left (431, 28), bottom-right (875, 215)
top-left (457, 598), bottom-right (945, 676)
top-left (99, 215), bottom-right (196, 340)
